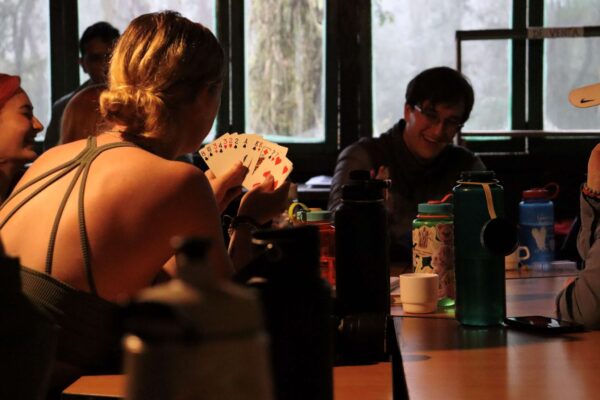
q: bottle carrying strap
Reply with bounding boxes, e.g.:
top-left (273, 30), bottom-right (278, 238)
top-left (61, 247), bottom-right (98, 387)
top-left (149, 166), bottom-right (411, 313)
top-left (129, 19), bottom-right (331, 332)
top-left (456, 181), bottom-right (497, 220)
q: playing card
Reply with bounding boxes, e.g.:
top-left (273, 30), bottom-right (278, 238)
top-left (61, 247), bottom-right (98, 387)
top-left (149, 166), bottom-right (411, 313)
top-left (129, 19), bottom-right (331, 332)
top-left (199, 132), bottom-right (292, 190)
top-left (251, 141), bottom-right (288, 174)
top-left (243, 154), bottom-right (293, 190)
top-left (240, 134), bottom-right (264, 172)
top-left (228, 133), bottom-right (253, 168)
top-left (204, 134), bottom-right (230, 175)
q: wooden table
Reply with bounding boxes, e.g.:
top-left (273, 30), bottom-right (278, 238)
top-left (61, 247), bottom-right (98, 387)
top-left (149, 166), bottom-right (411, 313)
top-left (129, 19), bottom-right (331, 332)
top-left (65, 275), bottom-right (600, 400)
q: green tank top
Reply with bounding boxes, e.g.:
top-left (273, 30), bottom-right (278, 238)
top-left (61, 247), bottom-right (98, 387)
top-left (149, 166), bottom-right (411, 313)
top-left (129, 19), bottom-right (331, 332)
top-left (0, 136), bottom-right (137, 294)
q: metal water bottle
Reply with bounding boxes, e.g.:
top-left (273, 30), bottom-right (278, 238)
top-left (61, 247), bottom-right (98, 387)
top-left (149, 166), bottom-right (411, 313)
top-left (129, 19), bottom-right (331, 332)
top-left (335, 171), bottom-right (390, 316)
top-left (519, 186), bottom-right (557, 270)
top-left (123, 237), bottom-right (273, 400)
top-left (453, 171), bottom-right (515, 327)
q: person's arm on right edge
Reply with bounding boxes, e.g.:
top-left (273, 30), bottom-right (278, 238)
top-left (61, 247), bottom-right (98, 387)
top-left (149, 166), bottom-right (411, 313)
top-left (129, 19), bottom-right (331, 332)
top-left (556, 144), bottom-right (600, 329)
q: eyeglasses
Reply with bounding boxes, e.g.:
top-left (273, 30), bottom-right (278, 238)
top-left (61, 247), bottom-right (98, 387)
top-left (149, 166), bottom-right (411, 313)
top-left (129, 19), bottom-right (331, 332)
top-left (413, 104), bottom-right (464, 133)
top-left (84, 52), bottom-right (110, 64)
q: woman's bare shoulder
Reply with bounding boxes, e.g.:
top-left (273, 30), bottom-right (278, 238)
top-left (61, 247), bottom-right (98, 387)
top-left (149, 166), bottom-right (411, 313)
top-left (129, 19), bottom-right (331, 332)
top-left (26, 141), bottom-right (213, 210)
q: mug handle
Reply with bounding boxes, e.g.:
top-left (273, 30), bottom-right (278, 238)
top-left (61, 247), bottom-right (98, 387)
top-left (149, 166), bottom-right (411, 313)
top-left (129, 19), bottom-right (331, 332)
top-left (544, 182), bottom-right (560, 200)
top-left (518, 246), bottom-right (530, 261)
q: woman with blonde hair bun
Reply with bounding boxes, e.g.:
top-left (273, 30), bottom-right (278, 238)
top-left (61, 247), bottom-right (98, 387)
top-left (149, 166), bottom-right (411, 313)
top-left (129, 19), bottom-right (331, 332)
top-left (0, 11), bottom-right (288, 395)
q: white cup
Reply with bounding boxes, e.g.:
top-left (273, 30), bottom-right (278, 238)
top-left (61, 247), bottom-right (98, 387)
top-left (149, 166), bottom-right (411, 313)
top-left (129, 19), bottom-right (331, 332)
top-left (505, 246), bottom-right (531, 270)
top-left (400, 273), bottom-right (439, 314)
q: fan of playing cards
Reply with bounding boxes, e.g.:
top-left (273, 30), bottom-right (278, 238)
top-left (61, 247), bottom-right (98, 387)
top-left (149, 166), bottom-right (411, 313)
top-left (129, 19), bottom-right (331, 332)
top-left (199, 133), bottom-right (293, 190)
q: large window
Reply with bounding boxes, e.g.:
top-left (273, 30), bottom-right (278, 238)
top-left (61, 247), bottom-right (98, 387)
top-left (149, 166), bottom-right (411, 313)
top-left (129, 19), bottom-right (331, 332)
top-left (244, 0), bottom-right (325, 143)
top-left (371, 0), bottom-right (511, 135)
top-left (0, 0), bottom-right (51, 139)
top-left (544, 0), bottom-right (600, 130)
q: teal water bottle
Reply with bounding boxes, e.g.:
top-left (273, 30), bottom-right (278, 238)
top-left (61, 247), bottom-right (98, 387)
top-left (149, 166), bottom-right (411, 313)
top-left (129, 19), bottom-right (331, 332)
top-left (453, 171), bottom-right (516, 327)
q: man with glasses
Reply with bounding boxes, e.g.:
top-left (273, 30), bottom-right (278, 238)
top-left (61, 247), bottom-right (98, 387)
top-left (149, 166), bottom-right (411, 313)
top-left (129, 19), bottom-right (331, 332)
top-left (44, 21), bottom-right (120, 151)
top-left (328, 66), bottom-right (485, 264)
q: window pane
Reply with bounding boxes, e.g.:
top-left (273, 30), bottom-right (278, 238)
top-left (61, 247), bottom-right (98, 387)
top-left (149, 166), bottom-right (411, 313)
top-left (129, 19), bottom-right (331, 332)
top-left (245, 0), bottom-right (325, 143)
top-left (462, 40), bottom-right (510, 130)
top-left (544, 0), bottom-right (600, 130)
top-left (372, 0), bottom-right (511, 135)
top-left (0, 0), bottom-right (51, 139)
top-left (78, 0), bottom-right (217, 139)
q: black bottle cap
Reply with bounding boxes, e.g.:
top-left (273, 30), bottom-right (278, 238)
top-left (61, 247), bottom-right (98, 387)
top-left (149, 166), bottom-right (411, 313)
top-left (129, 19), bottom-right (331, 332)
top-left (481, 218), bottom-right (518, 256)
top-left (459, 170), bottom-right (496, 182)
top-left (349, 169), bottom-right (371, 181)
top-left (341, 179), bottom-right (387, 201)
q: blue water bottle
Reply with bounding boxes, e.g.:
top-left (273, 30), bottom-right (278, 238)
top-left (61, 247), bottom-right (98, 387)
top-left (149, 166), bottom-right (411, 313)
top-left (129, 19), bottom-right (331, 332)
top-left (518, 184), bottom-right (559, 270)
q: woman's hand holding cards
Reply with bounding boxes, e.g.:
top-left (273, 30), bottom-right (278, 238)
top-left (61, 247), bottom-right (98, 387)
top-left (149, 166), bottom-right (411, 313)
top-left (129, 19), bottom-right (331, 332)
top-left (206, 161), bottom-right (248, 213)
top-left (238, 175), bottom-right (291, 226)
top-left (200, 133), bottom-right (293, 190)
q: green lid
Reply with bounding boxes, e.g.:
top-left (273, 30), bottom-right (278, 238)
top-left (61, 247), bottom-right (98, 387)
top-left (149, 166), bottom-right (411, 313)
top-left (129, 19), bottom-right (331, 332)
top-left (305, 210), bottom-right (333, 222)
top-left (417, 202), bottom-right (453, 215)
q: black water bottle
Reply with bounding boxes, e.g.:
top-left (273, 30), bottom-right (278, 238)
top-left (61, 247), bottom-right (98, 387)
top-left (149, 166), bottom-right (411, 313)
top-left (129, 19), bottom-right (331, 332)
top-left (237, 226), bottom-right (333, 400)
top-left (335, 170), bottom-right (390, 316)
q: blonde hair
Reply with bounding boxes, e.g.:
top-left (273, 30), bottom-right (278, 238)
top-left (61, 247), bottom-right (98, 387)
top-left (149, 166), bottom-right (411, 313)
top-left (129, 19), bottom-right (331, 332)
top-left (99, 11), bottom-right (225, 147)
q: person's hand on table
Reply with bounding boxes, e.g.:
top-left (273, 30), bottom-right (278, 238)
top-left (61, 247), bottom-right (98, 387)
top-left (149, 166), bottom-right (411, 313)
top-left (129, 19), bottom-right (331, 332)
top-left (206, 161), bottom-right (248, 213)
top-left (238, 175), bottom-right (290, 225)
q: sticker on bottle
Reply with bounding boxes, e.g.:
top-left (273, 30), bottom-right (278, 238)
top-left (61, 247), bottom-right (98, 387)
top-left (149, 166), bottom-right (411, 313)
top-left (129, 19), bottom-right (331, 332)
top-left (412, 223), bottom-right (455, 299)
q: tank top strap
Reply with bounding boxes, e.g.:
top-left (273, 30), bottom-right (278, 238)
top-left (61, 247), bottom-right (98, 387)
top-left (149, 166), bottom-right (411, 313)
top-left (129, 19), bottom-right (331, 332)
top-left (0, 136), bottom-right (138, 296)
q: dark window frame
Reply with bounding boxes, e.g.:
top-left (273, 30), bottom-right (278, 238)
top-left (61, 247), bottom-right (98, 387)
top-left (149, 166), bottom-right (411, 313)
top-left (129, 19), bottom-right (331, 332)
top-left (456, 0), bottom-right (600, 156)
top-left (55, 1), bottom-right (600, 175)
top-left (216, 0), bottom-right (373, 180)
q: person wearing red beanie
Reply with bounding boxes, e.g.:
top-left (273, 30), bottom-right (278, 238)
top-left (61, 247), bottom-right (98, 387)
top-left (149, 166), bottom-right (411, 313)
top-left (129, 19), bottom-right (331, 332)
top-left (0, 73), bottom-right (44, 198)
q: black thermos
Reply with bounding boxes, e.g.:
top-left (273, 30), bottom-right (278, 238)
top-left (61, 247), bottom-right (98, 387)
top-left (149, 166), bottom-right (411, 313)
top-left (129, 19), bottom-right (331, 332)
top-left (335, 171), bottom-right (390, 316)
top-left (239, 226), bottom-right (333, 400)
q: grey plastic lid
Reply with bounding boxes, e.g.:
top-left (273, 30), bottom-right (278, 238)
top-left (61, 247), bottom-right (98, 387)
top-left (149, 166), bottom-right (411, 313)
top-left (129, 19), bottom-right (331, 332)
top-left (417, 202), bottom-right (453, 215)
top-left (305, 210), bottom-right (333, 222)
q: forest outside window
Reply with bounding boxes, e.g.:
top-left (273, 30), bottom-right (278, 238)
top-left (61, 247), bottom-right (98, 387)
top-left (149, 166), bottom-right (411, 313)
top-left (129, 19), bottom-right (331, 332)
top-left (244, 0), bottom-right (325, 144)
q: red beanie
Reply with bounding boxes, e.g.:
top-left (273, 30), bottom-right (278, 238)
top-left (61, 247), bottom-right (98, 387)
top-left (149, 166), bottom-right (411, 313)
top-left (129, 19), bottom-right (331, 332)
top-left (0, 74), bottom-right (21, 110)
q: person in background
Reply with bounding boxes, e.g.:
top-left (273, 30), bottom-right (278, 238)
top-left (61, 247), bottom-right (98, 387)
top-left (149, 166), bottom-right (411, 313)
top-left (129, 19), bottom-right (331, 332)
top-left (43, 21), bottom-right (120, 151)
top-left (556, 82), bottom-right (600, 329)
top-left (59, 83), bottom-right (107, 145)
top-left (0, 74), bottom-right (44, 199)
top-left (0, 11), bottom-right (288, 395)
top-left (328, 66), bottom-right (485, 264)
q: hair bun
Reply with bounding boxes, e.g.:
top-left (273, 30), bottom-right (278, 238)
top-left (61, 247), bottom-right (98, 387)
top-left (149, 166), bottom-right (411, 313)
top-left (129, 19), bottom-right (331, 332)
top-left (100, 85), bottom-right (166, 138)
